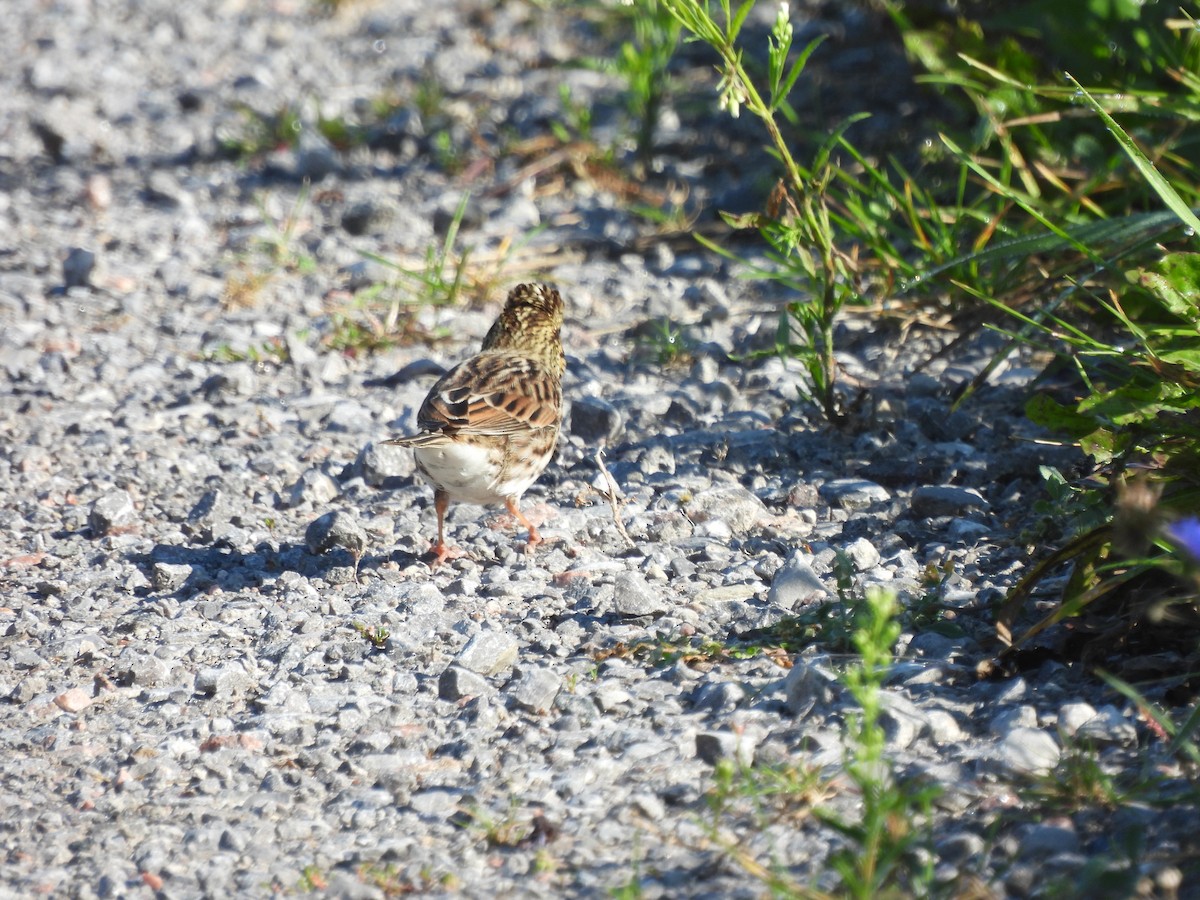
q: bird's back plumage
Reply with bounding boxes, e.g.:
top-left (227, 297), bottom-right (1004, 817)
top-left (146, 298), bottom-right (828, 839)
top-left (384, 283), bottom-right (566, 564)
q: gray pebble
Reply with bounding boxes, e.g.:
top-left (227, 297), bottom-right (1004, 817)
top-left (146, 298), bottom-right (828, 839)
top-left (341, 200), bottom-right (394, 236)
top-left (569, 395), bottom-right (623, 445)
top-left (88, 490), bottom-right (136, 535)
top-left (988, 705), bottom-right (1037, 737)
top-left (195, 665), bottom-right (253, 697)
top-left (356, 440), bottom-right (414, 486)
top-left (293, 129), bottom-right (339, 180)
top-left (782, 659), bottom-right (837, 717)
top-left (613, 572), bottom-right (668, 617)
top-left (912, 485), bottom-right (990, 517)
top-left (184, 489), bottom-right (233, 540)
top-left (282, 469), bottom-right (340, 508)
top-left (1018, 823), bottom-right (1080, 858)
top-left (305, 510), bottom-right (366, 559)
top-left (151, 562), bottom-right (193, 592)
top-left (681, 484), bottom-right (766, 533)
top-left (508, 666), bottom-right (562, 713)
top-left (1056, 701), bottom-right (1098, 737)
top-left (456, 630), bottom-right (519, 676)
top-left (878, 691), bottom-right (929, 750)
top-left (843, 536), bottom-right (881, 571)
top-left (62, 247), bottom-right (96, 288)
top-left (202, 363), bottom-right (257, 399)
top-left (695, 729), bottom-right (758, 767)
top-left (1075, 704), bottom-right (1138, 748)
top-left (690, 679), bottom-right (746, 713)
top-left (996, 727), bottom-right (1060, 776)
top-left (766, 550), bottom-right (829, 609)
top-left (819, 478), bottom-right (891, 510)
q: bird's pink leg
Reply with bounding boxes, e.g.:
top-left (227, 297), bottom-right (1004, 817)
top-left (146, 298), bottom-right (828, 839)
top-left (429, 490), bottom-right (463, 567)
top-left (505, 498), bottom-right (543, 555)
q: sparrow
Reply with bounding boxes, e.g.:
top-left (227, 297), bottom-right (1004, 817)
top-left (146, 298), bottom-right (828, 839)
top-left (386, 283), bottom-right (566, 566)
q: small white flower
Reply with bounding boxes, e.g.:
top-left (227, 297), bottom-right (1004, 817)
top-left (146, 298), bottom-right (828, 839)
top-left (717, 69), bottom-right (746, 118)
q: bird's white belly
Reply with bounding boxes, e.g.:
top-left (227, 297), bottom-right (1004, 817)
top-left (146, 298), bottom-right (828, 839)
top-left (414, 443), bottom-right (536, 506)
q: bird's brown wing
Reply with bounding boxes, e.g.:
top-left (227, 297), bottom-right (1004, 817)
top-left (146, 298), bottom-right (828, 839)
top-left (389, 351), bottom-right (561, 445)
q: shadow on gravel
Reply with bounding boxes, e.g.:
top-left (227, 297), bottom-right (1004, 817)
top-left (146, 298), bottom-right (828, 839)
top-left (133, 541), bottom-right (372, 601)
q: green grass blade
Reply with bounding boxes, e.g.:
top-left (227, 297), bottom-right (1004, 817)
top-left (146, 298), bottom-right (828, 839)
top-left (911, 210), bottom-right (1185, 288)
top-left (1067, 74), bottom-right (1200, 235)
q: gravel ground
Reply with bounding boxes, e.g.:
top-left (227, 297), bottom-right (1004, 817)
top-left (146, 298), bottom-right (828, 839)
top-left (1, 1), bottom-right (1196, 897)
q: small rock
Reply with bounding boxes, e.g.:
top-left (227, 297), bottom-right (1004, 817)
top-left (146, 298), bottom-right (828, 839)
top-left (1056, 701), bottom-right (1098, 737)
top-left (305, 510), bottom-right (367, 560)
top-left (989, 705), bottom-right (1037, 737)
top-left (947, 518), bottom-right (991, 543)
top-left (1075, 704), bottom-right (1138, 748)
top-left (356, 441), bottom-right (413, 487)
top-left (456, 631), bottom-right (518, 676)
top-left (54, 687), bottom-right (93, 713)
top-left (509, 666), bottom-right (561, 713)
top-left (1018, 823), bottom-right (1080, 858)
top-left (782, 659), bottom-right (837, 717)
top-left (282, 469), bottom-right (340, 508)
top-left (366, 107), bottom-right (423, 153)
top-left (439, 665), bottom-right (491, 701)
top-left (844, 536), bottom-right (881, 571)
top-left (907, 631), bottom-right (972, 661)
top-left (195, 665), bottom-right (252, 697)
top-left (85, 174), bottom-right (112, 210)
top-left (409, 787), bottom-right (461, 817)
top-left (324, 400), bottom-right (374, 434)
top-left (184, 489), bottom-right (232, 541)
top-left (613, 572), bottom-right (668, 617)
top-left (631, 793), bottom-right (665, 821)
top-left (202, 363), bottom-right (257, 399)
top-left (926, 709), bottom-right (968, 743)
top-left (682, 485), bottom-right (766, 533)
top-left (695, 730), bottom-right (758, 767)
top-left (293, 129), bottom-right (339, 180)
top-left (878, 691), bottom-right (929, 750)
top-left (151, 562), bottom-right (193, 592)
top-left (89, 490), bottom-right (136, 536)
top-left (636, 440), bottom-right (676, 476)
top-left (341, 200), bottom-right (394, 236)
top-left (691, 680), bottom-right (746, 712)
top-left (114, 653), bottom-right (173, 687)
top-left (935, 831), bottom-right (986, 866)
top-left (63, 247), bottom-right (96, 288)
top-left (912, 485), bottom-right (989, 517)
top-left (11, 677), bottom-right (47, 704)
top-left (693, 584), bottom-right (758, 604)
top-left (819, 478), bottom-right (891, 510)
top-left (766, 550), bottom-right (829, 609)
top-left (569, 395), bottom-right (623, 445)
top-left (36, 580), bottom-right (67, 597)
top-left (10, 648), bottom-right (44, 671)
top-left (593, 684), bottom-right (632, 712)
top-left (997, 727), bottom-right (1060, 776)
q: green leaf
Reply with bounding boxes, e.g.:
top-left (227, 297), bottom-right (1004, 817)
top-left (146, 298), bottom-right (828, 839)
top-left (1078, 382), bottom-right (1171, 427)
top-left (1154, 347), bottom-right (1200, 374)
top-left (777, 36), bottom-right (825, 106)
top-left (1079, 429), bottom-right (1118, 464)
top-left (1025, 393), bottom-right (1100, 437)
top-left (1134, 252), bottom-right (1200, 324)
top-left (1066, 75), bottom-right (1200, 236)
top-left (719, 210), bottom-right (769, 230)
top-left (728, 0), bottom-right (753, 42)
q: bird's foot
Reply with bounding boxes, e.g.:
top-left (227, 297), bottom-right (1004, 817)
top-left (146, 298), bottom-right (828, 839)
top-left (429, 540), bottom-right (466, 569)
